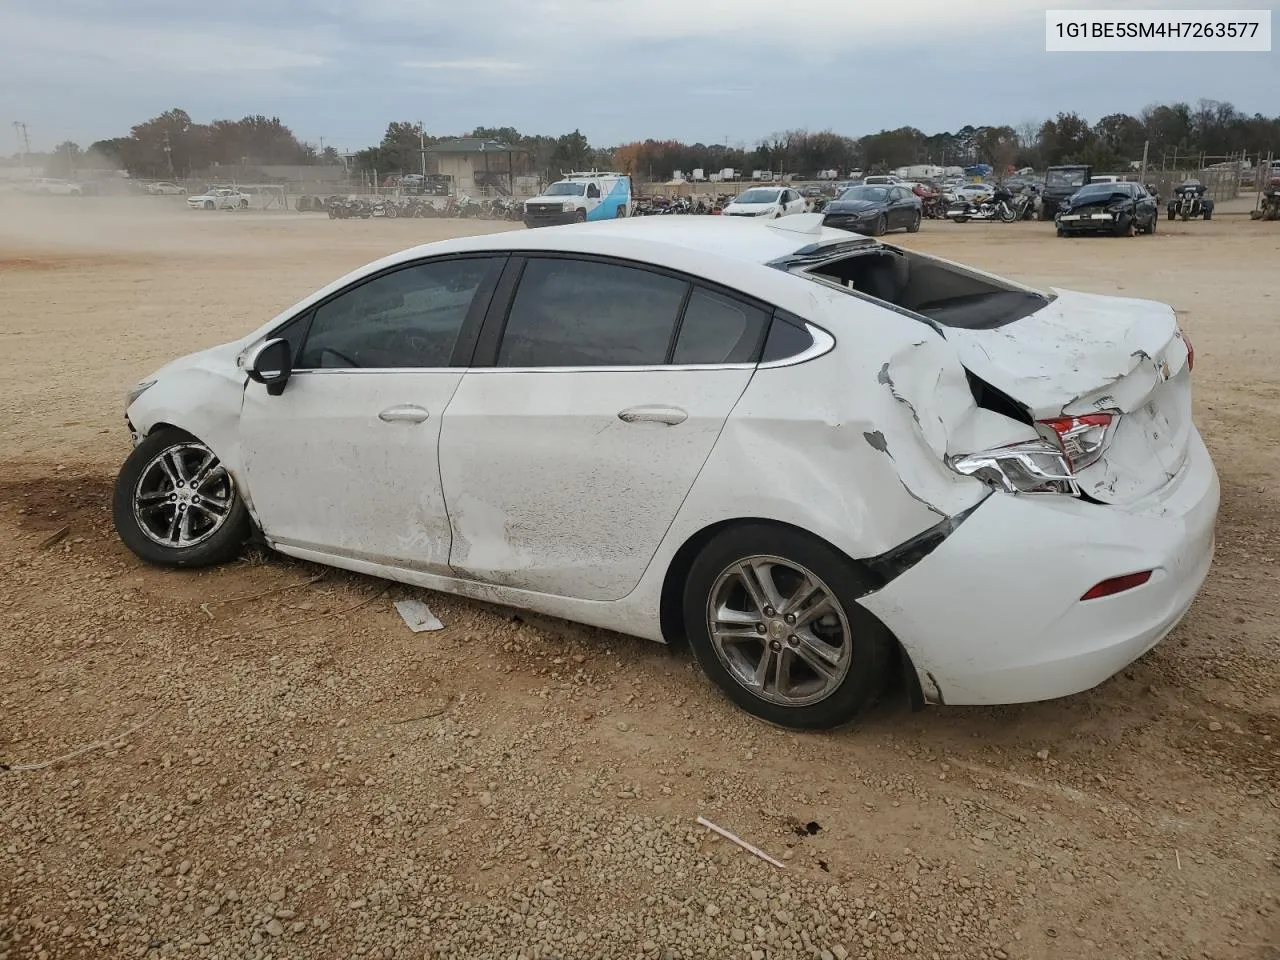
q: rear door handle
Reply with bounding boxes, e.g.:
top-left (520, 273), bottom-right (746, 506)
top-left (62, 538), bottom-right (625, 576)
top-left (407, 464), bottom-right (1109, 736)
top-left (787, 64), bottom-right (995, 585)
top-left (378, 404), bottom-right (430, 423)
top-left (618, 405), bottom-right (688, 426)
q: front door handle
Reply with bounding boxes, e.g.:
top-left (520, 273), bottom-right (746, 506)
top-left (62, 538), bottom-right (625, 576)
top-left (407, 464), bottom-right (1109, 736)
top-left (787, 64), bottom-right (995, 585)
top-left (618, 405), bottom-right (688, 426)
top-left (378, 404), bottom-right (430, 423)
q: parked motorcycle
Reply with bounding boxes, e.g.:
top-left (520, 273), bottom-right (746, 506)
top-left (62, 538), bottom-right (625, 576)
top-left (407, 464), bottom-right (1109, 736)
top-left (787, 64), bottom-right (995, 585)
top-left (1168, 182), bottom-right (1213, 221)
top-left (946, 186), bottom-right (1018, 224)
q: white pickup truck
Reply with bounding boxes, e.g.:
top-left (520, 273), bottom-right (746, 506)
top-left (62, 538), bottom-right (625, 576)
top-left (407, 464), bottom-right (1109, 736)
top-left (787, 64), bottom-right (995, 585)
top-left (188, 187), bottom-right (250, 211)
top-left (523, 172), bottom-right (632, 227)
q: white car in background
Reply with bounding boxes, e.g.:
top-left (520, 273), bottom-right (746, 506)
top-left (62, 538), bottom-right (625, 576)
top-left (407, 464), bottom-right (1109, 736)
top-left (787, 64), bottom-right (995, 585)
top-left (114, 215), bottom-right (1217, 729)
top-left (147, 181), bottom-right (187, 196)
top-left (188, 187), bottom-right (249, 210)
top-left (722, 187), bottom-right (807, 219)
top-left (24, 178), bottom-right (83, 196)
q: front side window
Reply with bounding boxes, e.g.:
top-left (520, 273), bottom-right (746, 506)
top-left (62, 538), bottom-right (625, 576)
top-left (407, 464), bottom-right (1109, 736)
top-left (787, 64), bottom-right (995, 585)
top-left (587, 183), bottom-right (600, 198)
top-left (497, 258), bottom-right (688, 367)
top-left (298, 258), bottom-right (498, 369)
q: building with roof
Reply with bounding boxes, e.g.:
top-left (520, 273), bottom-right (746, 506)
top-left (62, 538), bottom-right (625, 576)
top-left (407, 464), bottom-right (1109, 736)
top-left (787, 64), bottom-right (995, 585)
top-left (429, 139), bottom-right (525, 196)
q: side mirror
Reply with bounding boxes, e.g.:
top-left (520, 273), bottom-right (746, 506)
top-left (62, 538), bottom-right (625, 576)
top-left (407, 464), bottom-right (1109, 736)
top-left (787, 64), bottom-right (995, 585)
top-left (246, 338), bottom-right (293, 396)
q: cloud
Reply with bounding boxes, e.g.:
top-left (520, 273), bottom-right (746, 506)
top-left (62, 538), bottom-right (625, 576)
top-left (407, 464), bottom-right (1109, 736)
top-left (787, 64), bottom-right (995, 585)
top-left (1, 0), bottom-right (1274, 155)
top-left (401, 59), bottom-right (527, 74)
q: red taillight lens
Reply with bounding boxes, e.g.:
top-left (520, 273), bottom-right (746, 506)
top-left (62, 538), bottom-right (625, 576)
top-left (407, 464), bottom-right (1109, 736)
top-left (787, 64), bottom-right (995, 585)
top-left (1081, 570), bottom-right (1153, 601)
top-left (1038, 413), bottom-right (1114, 470)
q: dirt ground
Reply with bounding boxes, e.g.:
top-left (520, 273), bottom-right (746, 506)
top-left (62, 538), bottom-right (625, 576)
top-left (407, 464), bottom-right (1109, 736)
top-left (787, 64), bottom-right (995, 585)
top-left (0, 197), bottom-right (1277, 960)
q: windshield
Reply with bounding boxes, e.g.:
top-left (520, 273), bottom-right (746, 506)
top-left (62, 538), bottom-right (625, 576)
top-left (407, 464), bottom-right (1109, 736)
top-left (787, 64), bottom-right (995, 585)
top-left (1073, 183), bottom-right (1124, 200)
top-left (838, 186), bottom-right (889, 202)
top-left (1047, 169), bottom-right (1088, 188)
top-left (736, 189), bottom-right (781, 204)
top-left (544, 182), bottom-right (586, 196)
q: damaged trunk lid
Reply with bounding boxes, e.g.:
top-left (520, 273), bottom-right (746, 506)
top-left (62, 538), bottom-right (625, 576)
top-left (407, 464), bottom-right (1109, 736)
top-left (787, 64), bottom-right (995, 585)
top-left (943, 288), bottom-right (1193, 505)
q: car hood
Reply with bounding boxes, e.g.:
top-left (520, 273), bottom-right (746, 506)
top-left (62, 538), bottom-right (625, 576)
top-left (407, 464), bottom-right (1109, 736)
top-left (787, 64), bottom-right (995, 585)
top-left (724, 201), bottom-right (777, 212)
top-left (528, 195), bottom-right (580, 204)
top-left (188, 194), bottom-right (214, 201)
top-left (824, 199), bottom-right (886, 215)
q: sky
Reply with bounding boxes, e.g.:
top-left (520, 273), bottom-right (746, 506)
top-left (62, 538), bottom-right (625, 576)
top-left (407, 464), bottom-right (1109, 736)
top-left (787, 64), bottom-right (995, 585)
top-left (2, 0), bottom-right (1277, 154)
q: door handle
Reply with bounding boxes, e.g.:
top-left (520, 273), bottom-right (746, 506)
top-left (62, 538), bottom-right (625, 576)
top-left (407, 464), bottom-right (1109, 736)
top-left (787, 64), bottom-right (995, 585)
top-left (618, 405), bottom-right (688, 426)
top-left (378, 404), bottom-right (430, 423)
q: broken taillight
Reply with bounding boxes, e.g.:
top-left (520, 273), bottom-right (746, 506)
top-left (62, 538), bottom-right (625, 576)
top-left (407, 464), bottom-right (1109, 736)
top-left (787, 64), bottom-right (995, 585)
top-left (1081, 570), bottom-right (1153, 600)
top-left (1184, 333), bottom-right (1195, 371)
top-left (1039, 414), bottom-right (1114, 470)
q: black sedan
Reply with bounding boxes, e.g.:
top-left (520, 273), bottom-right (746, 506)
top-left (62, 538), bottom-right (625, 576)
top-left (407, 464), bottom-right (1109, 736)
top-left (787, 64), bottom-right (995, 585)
top-left (1056, 182), bottom-right (1158, 237)
top-left (821, 185), bottom-right (922, 236)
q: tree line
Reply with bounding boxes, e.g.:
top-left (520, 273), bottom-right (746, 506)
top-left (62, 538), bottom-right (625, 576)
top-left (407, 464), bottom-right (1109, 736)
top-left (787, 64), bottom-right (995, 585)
top-left (19, 99), bottom-right (1280, 183)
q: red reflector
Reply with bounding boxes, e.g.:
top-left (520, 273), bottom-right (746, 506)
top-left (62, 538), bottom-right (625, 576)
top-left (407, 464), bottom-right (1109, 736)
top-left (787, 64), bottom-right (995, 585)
top-left (1080, 570), bottom-right (1153, 601)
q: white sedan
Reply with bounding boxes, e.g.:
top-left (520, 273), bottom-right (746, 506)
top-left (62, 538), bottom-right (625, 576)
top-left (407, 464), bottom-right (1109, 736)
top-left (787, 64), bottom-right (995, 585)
top-left (188, 188), bottom-right (249, 210)
top-left (147, 181), bottom-right (187, 196)
top-left (114, 215), bottom-right (1218, 729)
top-left (721, 187), bottom-right (807, 219)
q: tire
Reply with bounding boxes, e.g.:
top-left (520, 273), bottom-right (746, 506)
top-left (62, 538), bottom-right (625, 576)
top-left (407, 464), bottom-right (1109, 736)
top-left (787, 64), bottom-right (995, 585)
top-left (113, 428), bottom-right (250, 568)
top-left (681, 523), bottom-right (894, 730)
top-left (1203, 210), bottom-right (1212, 221)
top-left (575, 210), bottom-right (586, 223)
top-left (1056, 227), bottom-right (1066, 238)
top-left (240, 200), bottom-right (249, 209)
top-left (872, 214), bottom-right (888, 236)
top-left (1167, 209), bottom-right (1175, 221)
top-left (952, 216), bottom-right (969, 224)
top-left (998, 205), bottom-right (1017, 223)
top-left (204, 201), bottom-right (214, 210)
top-left (906, 210), bottom-right (922, 233)
top-left (615, 205), bottom-right (626, 218)
top-left (1116, 216), bottom-right (1135, 238)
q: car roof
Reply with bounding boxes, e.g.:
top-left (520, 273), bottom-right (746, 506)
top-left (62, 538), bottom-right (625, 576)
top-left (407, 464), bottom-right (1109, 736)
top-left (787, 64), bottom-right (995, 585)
top-left (401, 217), bottom-right (855, 266)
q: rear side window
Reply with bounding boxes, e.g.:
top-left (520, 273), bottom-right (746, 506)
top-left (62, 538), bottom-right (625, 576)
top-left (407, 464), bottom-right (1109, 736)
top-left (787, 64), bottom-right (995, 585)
top-left (761, 314), bottom-right (814, 363)
top-left (497, 258), bottom-right (688, 367)
top-left (673, 288), bottom-right (769, 364)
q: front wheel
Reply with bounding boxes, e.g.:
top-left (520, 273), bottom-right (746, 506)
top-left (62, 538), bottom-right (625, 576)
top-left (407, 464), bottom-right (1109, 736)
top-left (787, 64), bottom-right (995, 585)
top-left (204, 201), bottom-right (214, 210)
top-left (998, 204), bottom-right (1017, 223)
top-left (112, 428), bottom-right (250, 568)
top-left (1203, 209), bottom-right (1212, 221)
top-left (682, 523), bottom-right (894, 730)
top-left (906, 210), bottom-right (922, 233)
top-left (575, 210), bottom-right (586, 223)
top-left (872, 214), bottom-right (888, 236)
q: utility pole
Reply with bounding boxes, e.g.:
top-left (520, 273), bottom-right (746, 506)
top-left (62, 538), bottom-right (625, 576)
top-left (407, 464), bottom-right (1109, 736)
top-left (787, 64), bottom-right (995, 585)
top-left (1139, 139), bottom-right (1150, 184)
top-left (163, 131), bottom-right (175, 178)
top-left (418, 121), bottom-right (427, 178)
top-left (13, 121), bottom-right (31, 174)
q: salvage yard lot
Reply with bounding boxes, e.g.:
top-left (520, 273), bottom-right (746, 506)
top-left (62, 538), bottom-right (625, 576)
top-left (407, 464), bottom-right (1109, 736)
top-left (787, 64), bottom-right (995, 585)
top-left (1, 199), bottom-right (1277, 960)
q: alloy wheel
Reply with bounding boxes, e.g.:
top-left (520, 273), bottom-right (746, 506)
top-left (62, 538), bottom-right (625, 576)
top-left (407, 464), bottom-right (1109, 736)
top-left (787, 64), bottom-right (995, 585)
top-left (131, 441), bottom-right (236, 548)
top-left (706, 556), bottom-right (853, 707)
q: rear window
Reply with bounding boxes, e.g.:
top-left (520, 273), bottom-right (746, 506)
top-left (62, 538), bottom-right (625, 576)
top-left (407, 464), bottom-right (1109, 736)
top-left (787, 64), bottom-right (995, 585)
top-left (773, 245), bottom-right (1050, 331)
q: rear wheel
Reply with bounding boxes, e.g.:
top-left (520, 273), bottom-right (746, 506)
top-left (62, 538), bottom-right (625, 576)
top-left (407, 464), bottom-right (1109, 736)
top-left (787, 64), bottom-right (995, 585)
top-left (682, 523), bottom-right (894, 730)
top-left (112, 428), bottom-right (250, 568)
